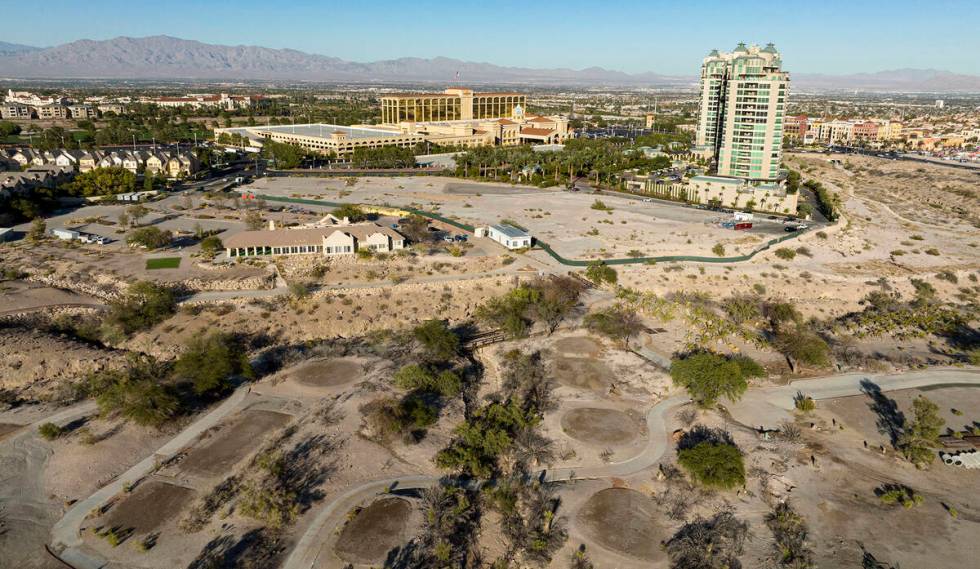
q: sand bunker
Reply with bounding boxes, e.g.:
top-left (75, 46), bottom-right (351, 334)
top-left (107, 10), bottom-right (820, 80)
top-left (334, 497), bottom-right (417, 564)
top-left (577, 488), bottom-right (665, 561)
top-left (105, 480), bottom-right (195, 535)
top-left (552, 336), bottom-right (603, 358)
top-left (553, 357), bottom-right (614, 390)
top-left (561, 408), bottom-right (640, 446)
top-left (291, 358), bottom-right (365, 388)
top-left (180, 409), bottom-right (291, 477)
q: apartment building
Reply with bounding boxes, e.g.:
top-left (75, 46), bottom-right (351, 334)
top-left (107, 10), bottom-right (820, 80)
top-left (35, 104), bottom-right (69, 120)
top-left (695, 43), bottom-right (789, 183)
top-left (68, 105), bottom-right (98, 120)
top-left (1, 102), bottom-right (34, 119)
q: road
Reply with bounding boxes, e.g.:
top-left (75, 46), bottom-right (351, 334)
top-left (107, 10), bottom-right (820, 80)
top-left (281, 366), bottom-right (980, 569)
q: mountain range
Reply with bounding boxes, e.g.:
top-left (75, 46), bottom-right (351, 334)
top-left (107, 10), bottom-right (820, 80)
top-left (1, 35), bottom-right (978, 93)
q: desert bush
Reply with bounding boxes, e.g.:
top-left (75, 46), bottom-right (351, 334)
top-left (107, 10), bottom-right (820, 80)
top-left (83, 356), bottom-right (179, 427)
top-left (793, 391), bottom-right (816, 412)
top-left (722, 295), bottom-right (761, 324)
top-left (774, 328), bottom-right (831, 368)
top-left (584, 304), bottom-right (642, 345)
top-left (712, 243), bottom-right (726, 256)
top-left (126, 226), bottom-right (172, 250)
top-left (877, 484), bottom-right (923, 509)
top-left (666, 510), bottom-right (748, 569)
top-left (765, 502), bottom-right (813, 567)
top-left (774, 248), bottom-right (797, 260)
top-left (38, 422), bottom-right (64, 440)
top-left (173, 331), bottom-right (253, 396)
top-left (393, 364), bottom-right (461, 397)
top-left (103, 281), bottom-right (176, 337)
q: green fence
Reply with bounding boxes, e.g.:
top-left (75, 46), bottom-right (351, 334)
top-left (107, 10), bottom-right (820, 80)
top-left (256, 193), bottom-right (810, 267)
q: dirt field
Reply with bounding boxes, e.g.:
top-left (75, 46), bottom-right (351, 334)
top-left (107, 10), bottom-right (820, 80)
top-left (560, 408), bottom-right (641, 446)
top-left (575, 488), bottom-right (666, 562)
top-left (179, 409), bottom-right (291, 477)
top-left (552, 357), bottom-right (615, 391)
top-left (0, 422), bottom-right (21, 441)
top-left (103, 480), bottom-right (196, 536)
top-left (552, 336), bottom-right (604, 358)
top-left (290, 357), bottom-right (367, 388)
top-left (333, 497), bottom-right (418, 565)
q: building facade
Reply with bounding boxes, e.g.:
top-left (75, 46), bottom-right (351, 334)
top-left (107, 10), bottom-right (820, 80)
top-left (223, 223), bottom-right (405, 258)
top-left (380, 88), bottom-right (526, 124)
top-left (696, 43), bottom-right (789, 182)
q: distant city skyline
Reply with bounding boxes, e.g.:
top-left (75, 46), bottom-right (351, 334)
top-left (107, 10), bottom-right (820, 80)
top-left (1, 0), bottom-right (977, 76)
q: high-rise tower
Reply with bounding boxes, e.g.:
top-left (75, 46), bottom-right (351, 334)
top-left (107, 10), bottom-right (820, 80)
top-left (696, 43), bottom-right (789, 182)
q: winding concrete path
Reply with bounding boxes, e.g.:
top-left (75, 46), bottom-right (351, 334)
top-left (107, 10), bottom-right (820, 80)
top-left (282, 366), bottom-right (980, 569)
top-left (48, 386), bottom-right (252, 569)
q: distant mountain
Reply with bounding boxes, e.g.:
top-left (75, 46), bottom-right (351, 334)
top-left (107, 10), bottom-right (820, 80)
top-left (0, 36), bottom-right (977, 92)
top-left (792, 68), bottom-right (980, 93)
top-left (0, 41), bottom-right (40, 56)
top-left (0, 35), bottom-right (689, 86)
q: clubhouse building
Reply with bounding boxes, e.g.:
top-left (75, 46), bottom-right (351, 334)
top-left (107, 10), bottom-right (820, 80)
top-left (224, 222), bottom-right (405, 258)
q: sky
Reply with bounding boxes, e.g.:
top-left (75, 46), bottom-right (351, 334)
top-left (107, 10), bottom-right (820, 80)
top-left (1, 0), bottom-right (977, 76)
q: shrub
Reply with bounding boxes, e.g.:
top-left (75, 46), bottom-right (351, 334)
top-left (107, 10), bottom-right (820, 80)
top-left (393, 364), bottom-right (461, 397)
top-left (712, 243), bottom-right (726, 256)
top-left (765, 502), bottom-right (813, 567)
top-left (670, 352), bottom-right (763, 407)
top-left (590, 199), bottom-right (612, 211)
top-left (676, 427), bottom-right (745, 489)
top-left (793, 391), bottom-right (816, 412)
top-left (38, 422), bottom-right (64, 440)
top-left (815, 231), bottom-right (828, 239)
top-left (288, 281), bottom-right (310, 300)
top-left (774, 248), bottom-right (797, 260)
top-left (722, 295), bottom-right (761, 324)
top-left (877, 485), bottom-right (923, 509)
top-left (924, 248), bottom-right (940, 256)
top-left (936, 270), bottom-right (958, 284)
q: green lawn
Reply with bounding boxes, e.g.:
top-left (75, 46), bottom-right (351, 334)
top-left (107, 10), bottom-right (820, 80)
top-left (146, 257), bottom-right (181, 270)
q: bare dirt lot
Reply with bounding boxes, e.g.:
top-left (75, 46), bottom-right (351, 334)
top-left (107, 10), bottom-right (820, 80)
top-left (575, 488), bottom-right (666, 562)
top-left (103, 480), bottom-right (197, 536)
top-left (333, 497), bottom-right (419, 565)
top-left (290, 357), bottom-right (369, 388)
top-left (178, 409), bottom-right (291, 477)
top-left (0, 422), bottom-right (21, 440)
top-left (561, 407), bottom-right (641, 446)
top-left (552, 356), bottom-right (615, 391)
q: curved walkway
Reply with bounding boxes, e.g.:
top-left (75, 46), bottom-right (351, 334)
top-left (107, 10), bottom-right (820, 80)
top-left (49, 386), bottom-right (252, 569)
top-left (282, 366), bottom-right (980, 569)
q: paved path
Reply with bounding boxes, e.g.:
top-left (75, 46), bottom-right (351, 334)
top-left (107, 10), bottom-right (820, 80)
top-left (282, 366), bottom-right (980, 569)
top-left (49, 386), bottom-right (252, 569)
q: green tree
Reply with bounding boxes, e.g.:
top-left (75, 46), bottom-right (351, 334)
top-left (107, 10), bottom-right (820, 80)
top-left (670, 352), bottom-right (763, 407)
top-left (332, 203), bottom-right (368, 222)
top-left (173, 332), bottom-right (252, 396)
top-left (84, 356), bottom-right (179, 427)
top-left (774, 328), bottom-right (830, 368)
top-left (393, 364), bottom-right (461, 398)
top-left (127, 204), bottom-right (150, 226)
top-left (412, 319), bottom-right (460, 362)
top-left (584, 261), bottom-right (617, 285)
top-left (27, 218), bottom-right (47, 242)
top-left (66, 167), bottom-right (137, 197)
top-left (199, 235), bottom-right (223, 258)
top-left (676, 428), bottom-right (745, 489)
top-left (897, 396), bottom-right (944, 468)
top-left (126, 226), bottom-right (172, 250)
top-left (103, 281), bottom-right (176, 336)
top-left (0, 121), bottom-right (22, 137)
top-left (584, 305), bottom-right (642, 345)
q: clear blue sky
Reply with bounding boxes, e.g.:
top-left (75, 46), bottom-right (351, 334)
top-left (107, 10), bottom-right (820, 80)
top-left (2, 0), bottom-right (976, 75)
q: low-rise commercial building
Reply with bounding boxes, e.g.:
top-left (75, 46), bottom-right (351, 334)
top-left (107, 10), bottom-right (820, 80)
top-left (223, 222), bottom-right (406, 258)
top-left (481, 224), bottom-right (532, 250)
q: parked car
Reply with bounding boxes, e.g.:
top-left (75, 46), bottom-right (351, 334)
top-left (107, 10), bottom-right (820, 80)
top-left (784, 225), bottom-right (800, 232)
top-left (454, 234), bottom-right (468, 242)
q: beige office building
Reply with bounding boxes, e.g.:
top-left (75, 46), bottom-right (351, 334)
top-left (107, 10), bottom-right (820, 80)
top-left (696, 43), bottom-right (789, 182)
top-left (380, 88), bottom-right (526, 124)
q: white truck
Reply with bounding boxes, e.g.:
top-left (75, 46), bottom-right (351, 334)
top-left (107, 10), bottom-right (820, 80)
top-left (734, 212), bottom-right (754, 222)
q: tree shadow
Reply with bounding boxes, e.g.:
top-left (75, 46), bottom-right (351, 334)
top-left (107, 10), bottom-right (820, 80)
top-left (186, 528), bottom-right (283, 569)
top-left (677, 424), bottom-right (735, 451)
top-left (860, 379), bottom-right (905, 447)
